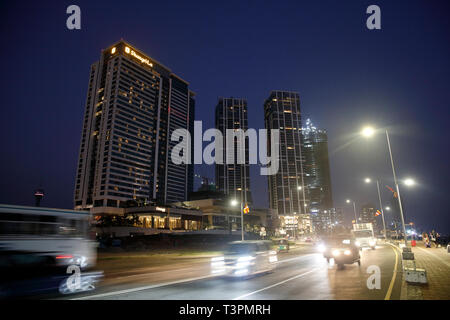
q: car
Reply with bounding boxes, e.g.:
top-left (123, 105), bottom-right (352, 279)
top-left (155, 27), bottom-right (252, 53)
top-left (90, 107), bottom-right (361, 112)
top-left (318, 236), bottom-right (361, 270)
top-left (210, 240), bottom-right (278, 278)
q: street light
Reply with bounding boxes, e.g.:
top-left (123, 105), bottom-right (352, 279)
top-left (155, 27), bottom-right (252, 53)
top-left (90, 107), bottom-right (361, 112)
top-left (385, 206), bottom-right (391, 211)
top-left (364, 177), bottom-right (387, 240)
top-left (404, 178), bottom-right (415, 186)
top-left (231, 199), bottom-right (244, 241)
top-left (361, 126), bottom-right (375, 137)
top-left (361, 126), bottom-right (408, 246)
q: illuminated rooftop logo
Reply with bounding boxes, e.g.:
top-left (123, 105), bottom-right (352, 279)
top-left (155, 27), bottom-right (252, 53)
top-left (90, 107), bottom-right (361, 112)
top-left (124, 46), bottom-right (153, 67)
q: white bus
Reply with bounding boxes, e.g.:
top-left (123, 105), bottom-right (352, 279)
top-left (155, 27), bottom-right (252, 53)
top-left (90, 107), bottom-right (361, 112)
top-left (0, 204), bottom-right (100, 296)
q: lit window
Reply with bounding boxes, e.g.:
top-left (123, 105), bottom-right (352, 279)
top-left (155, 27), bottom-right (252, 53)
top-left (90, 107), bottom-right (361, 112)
top-left (125, 46), bottom-right (130, 53)
top-left (111, 47), bottom-right (116, 54)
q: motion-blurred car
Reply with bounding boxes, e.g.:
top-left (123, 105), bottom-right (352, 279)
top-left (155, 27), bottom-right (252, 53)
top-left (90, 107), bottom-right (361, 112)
top-left (210, 240), bottom-right (277, 278)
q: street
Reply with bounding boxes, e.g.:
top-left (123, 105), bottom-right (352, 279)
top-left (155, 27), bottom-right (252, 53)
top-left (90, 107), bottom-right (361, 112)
top-left (67, 243), bottom-right (402, 300)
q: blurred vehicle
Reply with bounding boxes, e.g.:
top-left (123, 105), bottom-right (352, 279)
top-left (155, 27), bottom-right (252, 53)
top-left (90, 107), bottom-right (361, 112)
top-left (276, 239), bottom-right (290, 253)
top-left (318, 236), bottom-right (360, 269)
top-left (352, 223), bottom-right (376, 250)
top-left (210, 240), bottom-right (277, 278)
top-left (304, 237), bottom-right (312, 243)
top-left (0, 204), bottom-right (101, 298)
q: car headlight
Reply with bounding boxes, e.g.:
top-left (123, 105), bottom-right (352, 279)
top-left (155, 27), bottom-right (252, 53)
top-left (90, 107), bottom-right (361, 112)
top-left (332, 249), bottom-right (341, 256)
top-left (317, 244), bottom-right (326, 253)
top-left (369, 240), bottom-right (376, 246)
top-left (355, 241), bottom-right (360, 246)
top-left (344, 250), bottom-right (351, 255)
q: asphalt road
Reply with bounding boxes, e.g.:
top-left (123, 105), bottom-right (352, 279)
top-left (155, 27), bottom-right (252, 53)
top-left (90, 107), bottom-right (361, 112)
top-left (68, 243), bottom-right (402, 300)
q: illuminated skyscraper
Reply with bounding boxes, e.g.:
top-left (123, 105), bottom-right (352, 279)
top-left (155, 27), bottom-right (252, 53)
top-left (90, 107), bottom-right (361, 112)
top-left (264, 91), bottom-right (310, 234)
top-left (74, 40), bottom-right (195, 210)
top-left (215, 97), bottom-right (252, 205)
top-left (302, 119), bottom-right (333, 233)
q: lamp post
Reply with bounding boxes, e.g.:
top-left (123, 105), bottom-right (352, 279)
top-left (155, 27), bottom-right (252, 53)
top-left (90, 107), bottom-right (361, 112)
top-left (361, 127), bottom-right (409, 246)
top-left (231, 199), bottom-right (244, 241)
top-left (346, 199), bottom-right (358, 223)
top-left (365, 178), bottom-right (387, 240)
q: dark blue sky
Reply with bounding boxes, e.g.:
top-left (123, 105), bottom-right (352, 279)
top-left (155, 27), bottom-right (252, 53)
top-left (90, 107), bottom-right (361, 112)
top-left (0, 0), bottom-right (449, 233)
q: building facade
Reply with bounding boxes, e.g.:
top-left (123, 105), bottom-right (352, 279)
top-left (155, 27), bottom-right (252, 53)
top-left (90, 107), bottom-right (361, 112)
top-left (263, 91), bottom-right (311, 235)
top-left (215, 97), bottom-right (252, 205)
top-left (74, 40), bottom-right (194, 210)
top-left (302, 119), bottom-right (333, 233)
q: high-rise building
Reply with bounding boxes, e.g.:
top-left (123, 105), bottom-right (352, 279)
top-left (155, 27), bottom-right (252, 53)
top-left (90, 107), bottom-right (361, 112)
top-left (264, 91), bottom-right (310, 234)
top-left (74, 40), bottom-right (195, 210)
top-left (302, 119), bottom-right (333, 233)
top-left (215, 97), bottom-right (252, 205)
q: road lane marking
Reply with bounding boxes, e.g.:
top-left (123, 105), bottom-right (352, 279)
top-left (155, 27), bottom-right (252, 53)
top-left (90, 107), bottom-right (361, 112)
top-left (232, 268), bottom-right (318, 300)
top-left (71, 274), bottom-right (217, 300)
top-left (385, 243), bottom-right (399, 300)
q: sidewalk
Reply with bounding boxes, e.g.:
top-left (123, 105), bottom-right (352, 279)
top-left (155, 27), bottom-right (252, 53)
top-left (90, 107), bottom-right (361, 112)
top-left (401, 241), bottom-right (450, 300)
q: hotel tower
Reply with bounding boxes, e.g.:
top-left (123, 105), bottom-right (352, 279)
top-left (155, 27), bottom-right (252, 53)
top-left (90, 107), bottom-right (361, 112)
top-left (74, 40), bottom-right (195, 210)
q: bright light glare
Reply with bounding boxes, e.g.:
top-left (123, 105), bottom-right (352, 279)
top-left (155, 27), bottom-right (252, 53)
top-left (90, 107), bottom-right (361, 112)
top-left (231, 200), bottom-right (238, 206)
top-left (361, 126), bottom-right (375, 137)
top-left (385, 206), bottom-right (390, 211)
top-left (297, 186), bottom-right (302, 190)
top-left (364, 178), bottom-right (371, 183)
top-left (346, 199), bottom-right (351, 203)
top-left (404, 178), bottom-right (415, 186)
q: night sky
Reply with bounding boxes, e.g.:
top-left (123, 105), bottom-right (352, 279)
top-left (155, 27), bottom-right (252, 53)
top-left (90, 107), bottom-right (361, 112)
top-left (0, 0), bottom-right (449, 233)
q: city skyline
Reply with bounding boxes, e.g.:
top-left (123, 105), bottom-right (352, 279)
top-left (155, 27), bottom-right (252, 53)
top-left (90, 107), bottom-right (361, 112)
top-left (0, 1), bottom-right (449, 233)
